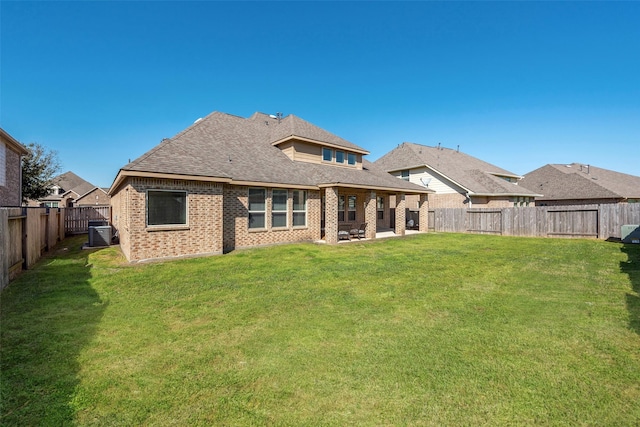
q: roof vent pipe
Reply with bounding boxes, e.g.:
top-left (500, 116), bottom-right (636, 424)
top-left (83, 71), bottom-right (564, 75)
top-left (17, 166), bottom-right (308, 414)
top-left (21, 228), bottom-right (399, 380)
top-left (276, 112), bottom-right (283, 124)
top-left (437, 142), bottom-right (441, 150)
top-left (457, 145), bottom-right (460, 153)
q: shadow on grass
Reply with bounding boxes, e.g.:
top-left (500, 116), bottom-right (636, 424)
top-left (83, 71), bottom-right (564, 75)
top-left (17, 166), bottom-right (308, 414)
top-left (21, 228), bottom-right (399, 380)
top-left (0, 236), bottom-right (106, 425)
top-left (620, 242), bottom-right (640, 335)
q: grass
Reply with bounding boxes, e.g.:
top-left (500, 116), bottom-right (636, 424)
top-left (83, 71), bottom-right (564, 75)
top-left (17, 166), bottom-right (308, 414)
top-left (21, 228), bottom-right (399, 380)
top-left (1, 233), bottom-right (639, 426)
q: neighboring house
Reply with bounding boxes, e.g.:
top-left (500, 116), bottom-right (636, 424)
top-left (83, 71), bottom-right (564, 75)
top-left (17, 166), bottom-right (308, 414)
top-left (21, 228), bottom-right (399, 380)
top-left (0, 128), bottom-right (29, 207)
top-left (109, 111), bottom-right (431, 262)
top-left (375, 142), bottom-right (540, 209)
top-left (519, 163), bottom-right (640, 206)
top-left (35, 171), bottom-right (110, 207)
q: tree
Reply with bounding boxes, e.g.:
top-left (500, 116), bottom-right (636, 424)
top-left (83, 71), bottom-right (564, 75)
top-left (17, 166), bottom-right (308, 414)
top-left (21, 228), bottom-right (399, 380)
top-left (21, 142), bottom-right (61, 203)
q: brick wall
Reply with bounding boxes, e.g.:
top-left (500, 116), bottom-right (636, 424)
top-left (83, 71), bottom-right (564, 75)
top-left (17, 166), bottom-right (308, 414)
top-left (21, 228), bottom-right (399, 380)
top-left (113, 177), bottom-right (223, 262)
top-left (112, 177), bottom-right (323, 261)
top-left (76, 188), bottom-right (111, 206)
top-left (0, 146), bottom-right (22, 206)
top-left (223, 186), bottom-right (321, 252)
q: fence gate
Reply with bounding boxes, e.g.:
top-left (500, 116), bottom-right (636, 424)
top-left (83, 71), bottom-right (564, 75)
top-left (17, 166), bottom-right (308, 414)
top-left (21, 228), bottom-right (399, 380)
top-left (64, 206), bottom-right (111, 235)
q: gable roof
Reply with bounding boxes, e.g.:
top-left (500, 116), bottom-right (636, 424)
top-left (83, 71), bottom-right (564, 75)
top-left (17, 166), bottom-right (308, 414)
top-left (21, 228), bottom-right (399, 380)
top-left (40, 171), bottom-right (99, 201)
top-left (375, 142), bottom-right (540, 197)
top-left (264, 113), bottom-right (369, 154)
top-left (519, 163), bottom-right (640, 201)
top-left (111, 111), bottom-right (428, 195)
top-left (0, 128), bottom-right (29, 156)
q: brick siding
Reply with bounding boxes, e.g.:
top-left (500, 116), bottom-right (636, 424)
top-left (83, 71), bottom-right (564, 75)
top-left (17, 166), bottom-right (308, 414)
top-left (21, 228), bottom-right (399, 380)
top-left (112, 177), bottom-right (322, 261)
top-left (223, 186), bottom-right (321, 252)
top-left (76, 188), bottom-right (111, 206)
top-left (0, 146), bottom-right (22, 206)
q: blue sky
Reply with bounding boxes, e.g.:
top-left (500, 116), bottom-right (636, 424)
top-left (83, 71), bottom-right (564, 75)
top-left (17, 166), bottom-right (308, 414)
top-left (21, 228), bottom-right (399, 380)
top-left (2, 1), bottom-right (639, 187)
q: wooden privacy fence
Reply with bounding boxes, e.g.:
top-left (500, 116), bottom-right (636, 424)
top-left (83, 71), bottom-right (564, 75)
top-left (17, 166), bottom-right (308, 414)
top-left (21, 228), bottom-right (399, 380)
top-left (1, 206), bottom-right (112, 290)
top-left (65, 206), bottom-right (111, 234)
top-left (428, 204), bottom-right (640, 239)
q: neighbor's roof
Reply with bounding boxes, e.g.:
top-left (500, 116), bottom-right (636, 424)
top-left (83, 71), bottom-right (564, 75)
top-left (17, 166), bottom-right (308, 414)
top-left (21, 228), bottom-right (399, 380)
top-left (112, 111), bottom-right (427, 194)
top-left (519, 163), bottom-right (640, 201)
top-left (40, 171), bottom-right (98, 201)
top-left (375, 142), bottom-right (540, 197)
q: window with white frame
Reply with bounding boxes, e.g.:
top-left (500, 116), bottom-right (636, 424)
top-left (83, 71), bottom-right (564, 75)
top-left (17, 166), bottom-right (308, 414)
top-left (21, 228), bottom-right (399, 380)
top-left (147, 190), bottom-right (187, 226)
top-left (292, 190), bottom-right (307, 226)
top-left (249, 187), bottom-right (266, 229)
top-left (348, 195), bottom-right (356, 221)
top-left (347, 152), bottom-right (356, 165)
top-left (335, 150), bottom-right (345, 164)
top-left (272, 189), bottom-right (288, 228)
top-left (401, 170), bottom-right (409, 181)
top-left (322, 148), bottom-right (333, 162)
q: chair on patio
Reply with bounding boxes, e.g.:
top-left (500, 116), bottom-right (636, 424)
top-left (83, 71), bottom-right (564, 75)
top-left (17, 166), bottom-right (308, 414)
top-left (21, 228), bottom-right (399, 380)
top-left (350, 222), bottom-right (367, 240)
top-left (338, 223), bottom-right (352, 240)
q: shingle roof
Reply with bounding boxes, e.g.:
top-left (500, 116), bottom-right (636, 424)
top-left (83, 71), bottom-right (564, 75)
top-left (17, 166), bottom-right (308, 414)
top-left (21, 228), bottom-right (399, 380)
top-left (260, 113), bottom-right (368, 154)
top-left (519, 163), bottom-right (640, 201)
top-left (39, 171), bottom-right (98, 202)
top-left (375, 142), bottom-right (539, 196)
top-left (58, 171), bottom-right (95, 195)
top-left (118, 111), bottom-right (427, 194)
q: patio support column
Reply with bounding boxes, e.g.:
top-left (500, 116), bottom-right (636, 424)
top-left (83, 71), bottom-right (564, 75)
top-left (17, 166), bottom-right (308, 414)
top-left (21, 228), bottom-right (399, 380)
top-left (365, 191), bottom-right (377, 239)
top-left (395, 193), bottom-right (406, 236)
top-left (419, 193), bottom-right (429, 232)
top-left (325, 187), bottom-right (339, 245)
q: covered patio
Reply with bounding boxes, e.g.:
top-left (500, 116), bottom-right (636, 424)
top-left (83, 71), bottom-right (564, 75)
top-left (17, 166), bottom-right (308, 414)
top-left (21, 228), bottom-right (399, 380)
top-left (320, 185), bottom-right (431, 245)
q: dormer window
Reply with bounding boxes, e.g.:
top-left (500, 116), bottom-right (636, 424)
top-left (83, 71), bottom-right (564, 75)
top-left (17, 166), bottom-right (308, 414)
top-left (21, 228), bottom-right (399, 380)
top-left (322, 148), bottom-right (332, 162)
top-left (401, 170), bottom-right (410, 181)
top-left (347, 153), bottom-right (356, 165)
top-left (336, 150), bottom-right (345, 164)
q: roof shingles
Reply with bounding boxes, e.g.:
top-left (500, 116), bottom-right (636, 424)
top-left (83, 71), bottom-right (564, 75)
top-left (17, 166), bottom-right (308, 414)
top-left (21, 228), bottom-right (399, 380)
top-left (519, 163), bottom-right (640, 200)
top-left (120, 112), bottom-right (426, 194)
top-left (376, 142), bottom-right (539, 197)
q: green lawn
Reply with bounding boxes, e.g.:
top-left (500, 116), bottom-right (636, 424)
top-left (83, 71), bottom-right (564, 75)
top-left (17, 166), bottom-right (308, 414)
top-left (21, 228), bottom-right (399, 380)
top-left (1, 233), bottom-right (639, 426)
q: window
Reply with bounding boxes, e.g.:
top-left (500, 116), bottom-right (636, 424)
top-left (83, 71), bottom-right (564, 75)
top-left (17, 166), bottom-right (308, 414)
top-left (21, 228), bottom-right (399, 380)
top-left (401, 170), bottom-right (409, 181)
top-left (248, 187), bottom-right (266, 229)
top-left (348, 195), bottom-right (356, 221)
top-left (377, 196), bottom-right (384, 220)
top-left (338, 195), bottom-right (345, 222)
top-left (347, 153), bottom-right (356, 165)
top-left (293, 190), bottom-right (307, 227)
top-left (335, 150), bottom-right (345, 164)
top-left (322, 148), bottom-right (333, 162)
top-left (147, 190), bottom-right (187, 226)
top-left (272, 189), bottom-right (288, 228)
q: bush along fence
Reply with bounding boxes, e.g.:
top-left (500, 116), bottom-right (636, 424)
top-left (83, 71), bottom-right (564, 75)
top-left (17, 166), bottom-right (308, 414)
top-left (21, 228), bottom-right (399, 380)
top-left (427, 203), bottom-right (640, 239)
top-left (0, 206), bottom-right (111, 290)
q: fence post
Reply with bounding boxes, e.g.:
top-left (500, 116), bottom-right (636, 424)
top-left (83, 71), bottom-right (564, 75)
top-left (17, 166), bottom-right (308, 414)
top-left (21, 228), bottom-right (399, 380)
top-left (1, 209), bottom-right (9, 290)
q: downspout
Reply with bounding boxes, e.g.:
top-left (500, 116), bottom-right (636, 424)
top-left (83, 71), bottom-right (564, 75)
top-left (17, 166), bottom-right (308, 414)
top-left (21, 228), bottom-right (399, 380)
top-left (466, 193), bottom-right (473, 208)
